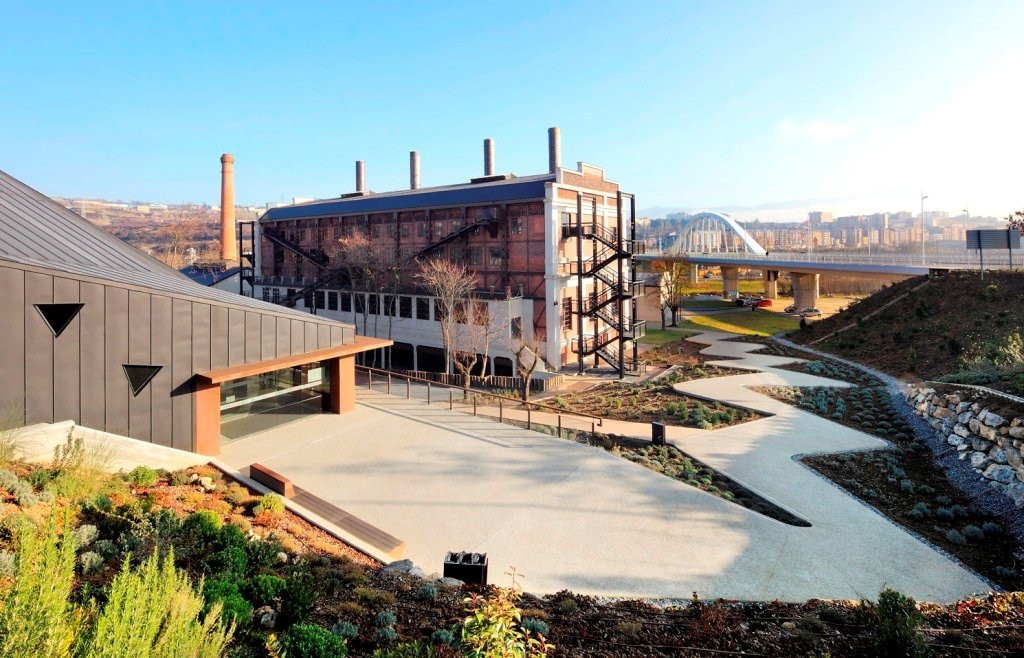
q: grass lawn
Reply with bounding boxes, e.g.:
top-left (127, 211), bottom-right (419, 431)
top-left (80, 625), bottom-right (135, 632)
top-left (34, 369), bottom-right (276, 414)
top-left (682, 279), bottom-right (764, 296)
top-left (678, 298), bottom-right (734, 310)
top-left (674, 310), bottom-right (799, 336)
top-left (638, 328), bottom-right (696, 345)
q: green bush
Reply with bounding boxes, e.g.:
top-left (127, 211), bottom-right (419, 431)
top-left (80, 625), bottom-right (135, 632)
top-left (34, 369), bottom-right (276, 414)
top-left (945, 529), bottom-right (967, 545)
top-left (222, 483), bottom-right (251, 507)
top-left (126, 465), bottom-right (160, 487)
top-left (521, 617), bottom-right (550, 635)
top-left (25, 468), bottom-right (53, 489)
top-left (962, 525), bottom-right (984, 542)
top-left (246, 573), bottom-right (287, 607)
top-left (460, 587), bottom-right (552, 657)
top-left (376, 610), bottom-right (398, 628)
top-left (281, 623), bottom-right (348, 657)
top-left (867, 588), bottom-right (929, 658)
top-left (203, 577), bottom-right (253, 625)
top-left (79, 550), bottom-right (105, 575)
top-left (430, 629), bottom-right (455, 645)
top-left (415, 583), bottom-right (438, 601)
top-left (332, 620), bottom-right (359, 640)
top-left (205, 545), bottom-right (248, 578)
top-left (183, 510), bottom-right (223, 540)
top-left (170, 469), bottom-right (192, 486)
top-left (253, 493), bottom-right (286, 517)
top-left (375, 626), bottom-right (398, 643)
top-left (278, 570), bottom-right (318, 628)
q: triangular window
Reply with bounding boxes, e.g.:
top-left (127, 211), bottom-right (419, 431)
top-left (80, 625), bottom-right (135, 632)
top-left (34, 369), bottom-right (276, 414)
top-left (34, 303), bottom-right (84, 337)
top-left (122, 365), bottom-right (162, 396)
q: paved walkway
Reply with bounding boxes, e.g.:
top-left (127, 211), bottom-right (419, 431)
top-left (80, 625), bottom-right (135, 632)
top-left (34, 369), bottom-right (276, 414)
top-left (219, 336), bottom-right (988, 602)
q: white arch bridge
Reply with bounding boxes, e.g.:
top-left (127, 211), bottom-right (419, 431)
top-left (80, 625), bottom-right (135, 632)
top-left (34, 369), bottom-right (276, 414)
top-left (638, 211), bottom-right (1018, 311)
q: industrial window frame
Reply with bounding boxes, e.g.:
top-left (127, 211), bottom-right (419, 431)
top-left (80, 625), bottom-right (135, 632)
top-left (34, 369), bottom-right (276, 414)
top-left (416, 297), bottom-right (430, 320)
top-left (341, 292), bottom-right (352, 313)
top-left (327, 291), bottom-right (338, 311)
top-left (562, 298), bottom-right (573, 330)
top-left (399, 296), bottom-right (413, 318)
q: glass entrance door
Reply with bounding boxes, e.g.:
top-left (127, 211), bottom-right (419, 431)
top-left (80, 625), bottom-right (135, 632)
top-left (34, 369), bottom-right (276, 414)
top-left (219, 362), bottom-right (330, 440)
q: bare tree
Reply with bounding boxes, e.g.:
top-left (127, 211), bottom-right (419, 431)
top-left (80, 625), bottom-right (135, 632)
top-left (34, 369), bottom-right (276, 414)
top-left (1008, 210), bottom-right (1024, 236)
top-left (509, 333), bottom-right (543, 403)
top-left (417, 258), bottom-right (474, 378)
top-left (652, 259), bottom-right (688, 328)
top-left (155, 209), bottom-right (203, 269)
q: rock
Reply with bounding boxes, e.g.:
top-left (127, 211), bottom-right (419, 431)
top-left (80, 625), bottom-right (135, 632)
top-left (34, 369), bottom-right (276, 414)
top-left (947, 435), bottom-right (965, 447)
top-left (782, 622), bottom-right (796, 630)
top-left (971, 403), bottom-right (981, 412)
top-left (957, 443), bottom-right (970, 452)
top-left (956, 402), bottom-right (971, 414)
top-left (970, 452), bottom-right (991, 469)
top-left (1008, 427), bottom-right (1024, 440)
top-left (978, 409), bottom-right (989, 423)
top-left (276, 551), bottom-right (289, 565)
top-left (1012, 418), bottom-right (1022, 427)
top-left (1005, 447), bottom-right (1023, 470)
top-left (383, 559), bottom-right (414, 574)
top-left (946, 394), bottom-right (962, 406)
top-left (189, 472), bottom-right (199, 482)
top-left (969, 418), bottom-right (982, 434)
top-left (953, 424), bottom-right (971, 438)
top-left (932, 407), bottom-right (953, 419)
top-left (957, 412), bottom-right (973, 425)
top-left (984, 412), bottom-right (1006, 428)
top-left (408, 566), bottom-right (428, 579)
top-left (983, 464), bottom-right (1017, 484)
top-left (990, 448), bottom-right (1009, 465)
top-left (1005, 482), bottom-right (1024, 507)
top-left (439, 577), bottom-right (464, 587)
top-left (198, 476), bottom-right (216, 492)
top-left (978, 425), bottom-right (998, 441)
top-left (971, 438), bottom-right (991, 452)
top-left (254, 605), bottom-right (277, 629)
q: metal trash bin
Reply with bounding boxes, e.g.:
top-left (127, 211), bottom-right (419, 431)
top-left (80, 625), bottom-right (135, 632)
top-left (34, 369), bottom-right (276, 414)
top-left (444, 551), bottom-right (488, 585)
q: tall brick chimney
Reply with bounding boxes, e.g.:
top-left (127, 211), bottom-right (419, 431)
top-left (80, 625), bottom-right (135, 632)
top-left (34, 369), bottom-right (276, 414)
top-left (356, 160), bottom-right (366, 193)
top-left (483, 138), bottom-right (495, 176)
top-left (219, 154), bottom-right (237, 261)
top-left (410, 150), bottom-right (420, 189)
top-left (548, 126), bottom-right (561, 173)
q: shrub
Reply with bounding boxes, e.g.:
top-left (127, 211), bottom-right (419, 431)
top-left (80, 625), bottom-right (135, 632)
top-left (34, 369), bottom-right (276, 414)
top-left (907, 502), bottom-right (931, 520)
top-left (282, 623), bottom-right (349, 657)
top-left (374, 626), bottom-right (398, 643)
top-left (936, 507), bottom-right (955, 521)
top-left (867, 588), bottom-right (928, 658)
top-left (182, 510), bottom-right (223, 540)
top-left (89, 548), bottom-right (234, 656)
top-left (278, 570), bottom-right (318, 628)
top-left (205, 545), bottom-right (248, 578)
top-left (899, 480), bottom-right (915, 493)
top-left (935, 495), bottom-right (952, 506)
top-left (72, 523), bottom-right (100, 547)
top-left (332, 620), bottom-right (359, 640)
top-left (461, 587), bottom-right (552, 657)
top-left (430, 629), bottom-right (455, 645)
top-left (170, 469), bottom-right (192, 486)
top-left (247, 536), bottom-right (284, 569)
top-left (126, 465), bottom-right (160, 487)
top-left (203, 576), bottom-right (252, 625)
top-left (962, 525), bottom-right (984, 542)
top-left (521, 617), bottom-right (550, 635)
top-left (945, 529), bottom-right (967, 545)
top-left (0, 550), bottom-right (14, 578)
top-left (416, 583), bottom-right (438, 601)
top-left (253, 493), bottom-right (286, 517)
top-left (79, 551), bottom-right (105, 575)
top-left (94, 539), bottom-right (119, 560)
top-left (247, 573), bottom-right (287, 607)
top-left (376, 610), bottom-right (398, 628)
top-left (222, 483), bottom-right (251, 507)
top-left (25, 468), bottom-right (53, 489)
top-left (982, 521), bottom-right (1002, 536)
top-left (0, 513), bottom-right (77, 657)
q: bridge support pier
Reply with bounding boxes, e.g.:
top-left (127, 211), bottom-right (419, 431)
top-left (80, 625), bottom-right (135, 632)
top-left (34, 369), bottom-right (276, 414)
top-left (721, 267), bottom-right (740, 299)
top-left (762, 269), bottom-right (779, 299)
top-left (792, 272), bottom-right (819, 311)
top-left (687, 263), bottom-right (699, 282)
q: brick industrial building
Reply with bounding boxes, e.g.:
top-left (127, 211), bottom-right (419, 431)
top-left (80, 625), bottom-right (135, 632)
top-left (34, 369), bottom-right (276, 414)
top-left (246, 128), bottom-right (645, 377)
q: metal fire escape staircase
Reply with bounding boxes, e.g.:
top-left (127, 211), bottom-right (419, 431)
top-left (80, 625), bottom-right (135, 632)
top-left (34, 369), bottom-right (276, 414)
top-left (261, 227), bottom-right (341, 309)
top-left (416, 214), bottom-right (501, 259)
top-left (569, 197), bottom-right (645, 377)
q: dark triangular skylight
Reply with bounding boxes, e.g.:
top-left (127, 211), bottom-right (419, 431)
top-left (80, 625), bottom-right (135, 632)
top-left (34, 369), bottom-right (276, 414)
top-left (34, 303), bottom-right (84, 337)
top-left (123, 364), bottom-right (162, 396)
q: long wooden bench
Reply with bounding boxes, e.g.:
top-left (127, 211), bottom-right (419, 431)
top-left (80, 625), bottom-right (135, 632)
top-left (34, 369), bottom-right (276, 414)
top-left (244, 463), bottom-right (405, 560)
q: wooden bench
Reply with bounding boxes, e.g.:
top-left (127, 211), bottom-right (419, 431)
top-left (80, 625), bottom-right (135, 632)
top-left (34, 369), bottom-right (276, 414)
top-left (249, 463), bottom-right (296, 498)
top-left (292, 486), bottom-right (406, 560)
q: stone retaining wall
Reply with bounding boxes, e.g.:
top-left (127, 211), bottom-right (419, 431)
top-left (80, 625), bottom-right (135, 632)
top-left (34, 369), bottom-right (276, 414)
top-left (908, 385), bottom-right (1024, 507)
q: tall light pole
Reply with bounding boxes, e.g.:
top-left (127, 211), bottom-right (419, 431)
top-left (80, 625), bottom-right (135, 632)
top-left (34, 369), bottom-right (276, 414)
top-left (920, 192), bottom-right (928, 264)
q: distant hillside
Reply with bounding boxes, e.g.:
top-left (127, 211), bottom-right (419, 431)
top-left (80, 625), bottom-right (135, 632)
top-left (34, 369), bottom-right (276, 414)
top-left (791, 271), bottom-right (1024, 393)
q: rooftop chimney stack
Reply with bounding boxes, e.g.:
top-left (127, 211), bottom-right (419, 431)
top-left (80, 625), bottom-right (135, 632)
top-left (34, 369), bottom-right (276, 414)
top-left (410, 150), bottom-right (420, 189)
top-left (219, 153), bottom-right (237, 261)
top-left (548, 126), bottom-right (561, 173)
top-left (355, 160), bottom-right (366, 193)
top-left (483, 138), bottom-right (495, 176)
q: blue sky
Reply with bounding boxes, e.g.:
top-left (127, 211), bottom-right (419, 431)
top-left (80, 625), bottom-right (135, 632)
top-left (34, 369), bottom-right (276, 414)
top-left (2, 1), bottom-right (1022, 220)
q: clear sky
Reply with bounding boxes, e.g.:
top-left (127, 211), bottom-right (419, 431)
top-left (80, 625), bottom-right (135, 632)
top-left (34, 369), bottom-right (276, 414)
top-left (2, 1), bottom-right (1022, 221)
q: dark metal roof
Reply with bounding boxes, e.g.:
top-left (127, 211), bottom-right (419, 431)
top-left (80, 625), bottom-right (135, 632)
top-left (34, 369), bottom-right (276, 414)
top-left (179, 264), bottom-right (241, 286)
top-left (0, 168), bottom-right (343, 322)
top-left (263, 173), bottom-right (554, 221)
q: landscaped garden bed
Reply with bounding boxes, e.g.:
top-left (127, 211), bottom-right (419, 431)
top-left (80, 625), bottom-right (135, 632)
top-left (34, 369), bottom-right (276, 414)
top-left (550, 377), bottom-right (760, 430)
top-left (2, 434), bottom-right (1024, 655)
top-left (754, 383), bottom-right (1024, 591)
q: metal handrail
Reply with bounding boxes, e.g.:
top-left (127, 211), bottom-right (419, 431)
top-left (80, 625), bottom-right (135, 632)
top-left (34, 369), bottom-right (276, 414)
top-left (356, 365), bottom-right (604, 425)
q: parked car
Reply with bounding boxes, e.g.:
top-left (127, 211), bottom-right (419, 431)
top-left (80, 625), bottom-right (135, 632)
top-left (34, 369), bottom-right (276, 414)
top-left (702, 271), bottom-right (713, 279)
top-left (784, 304), bottom-right (797, 313)
top-left (799, 307), bottom-right (822, 318)
top-left (754, 299), bottom-right (772, 308)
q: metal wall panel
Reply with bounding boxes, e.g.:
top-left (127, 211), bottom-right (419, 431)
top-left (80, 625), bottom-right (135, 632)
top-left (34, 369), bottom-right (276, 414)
top-left (78, 282), bottom-right (105, 430)
top-left (317, 324), bottom-right (331, 349)
top-left (276, 316), bottom-right (290, 357)
top-left (0, 266), bottom-right (25, 425)
top-left (127, 291), bottom-right (151, 441)
top-left (52, 277), bottom-right (81, 423)
top-left (304, 322), bottom-right (318, 353)
top-left (261, 315), bottom-right (277, 361)
top-left (210, 306), bottom-right (228, 369)
top-left (228, 308), bottom-right (245, 367)
top-left (104, 286), bottom-right (130, 435)
top-left (191, 303), bottom-right (211, 374)
top-left (330, 325), bottom-right (344, 346)
top-left (245, 312), bottom-right (261, 363)
top-left (171, 298), bottom-right (193, 451)
top-left (24, 271), bottom-right (53, 424)
top-left (149, 295), bottom-right (173, 446)
top-left (290, 319), bottom-right (304, 354)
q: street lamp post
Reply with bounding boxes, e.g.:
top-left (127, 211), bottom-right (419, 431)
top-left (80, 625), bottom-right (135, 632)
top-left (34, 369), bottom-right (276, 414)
top-left (920, 192), bottom-right (928, 265)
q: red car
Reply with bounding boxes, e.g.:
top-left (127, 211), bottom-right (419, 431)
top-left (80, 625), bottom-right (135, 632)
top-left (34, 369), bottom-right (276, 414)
top-left (754, 299), bottom-right (772, 308)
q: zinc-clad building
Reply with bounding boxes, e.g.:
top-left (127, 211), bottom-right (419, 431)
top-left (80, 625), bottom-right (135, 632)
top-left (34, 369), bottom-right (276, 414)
top-left (0, 169), bottom-right (387, 454)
